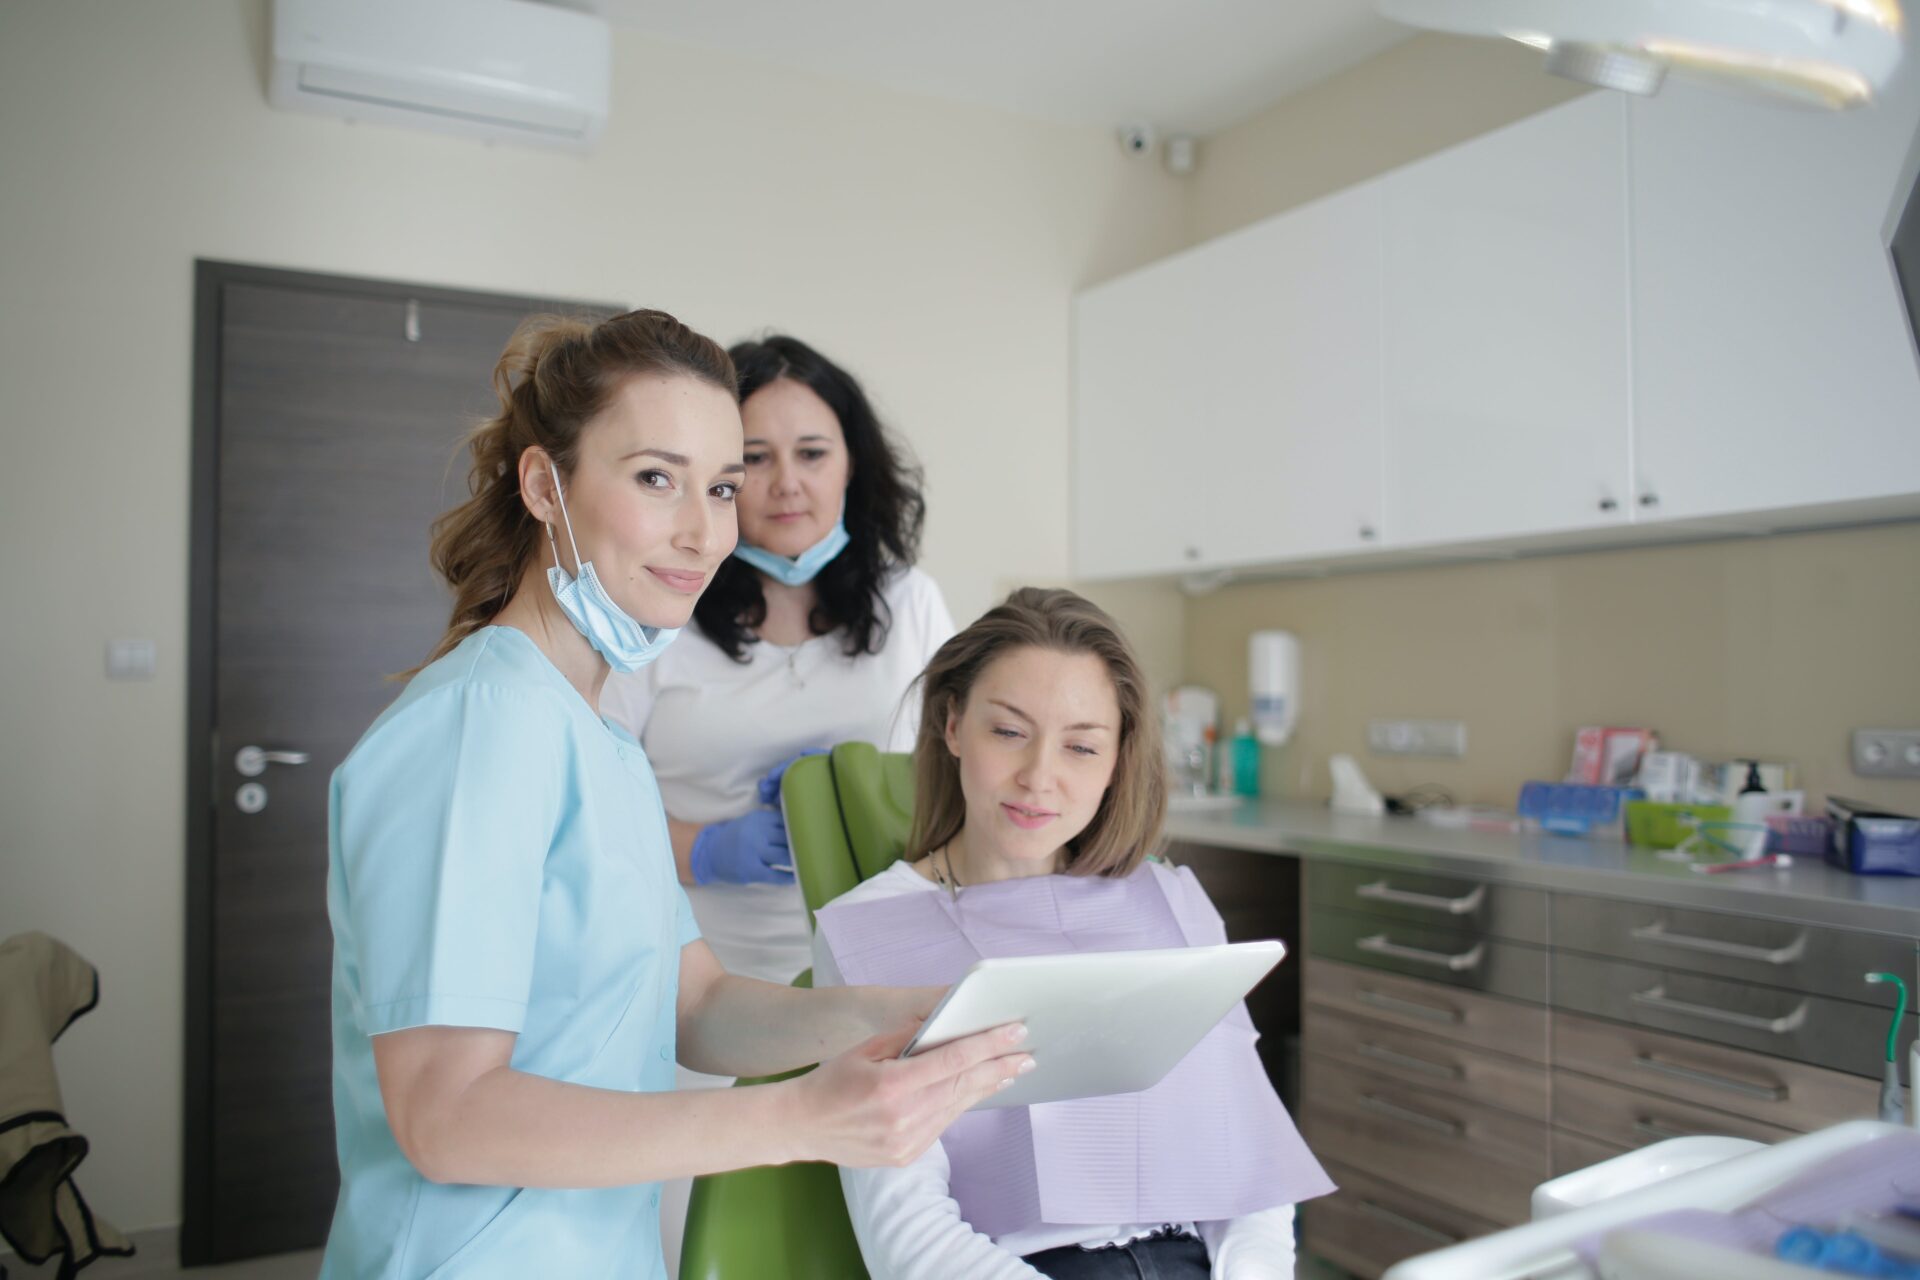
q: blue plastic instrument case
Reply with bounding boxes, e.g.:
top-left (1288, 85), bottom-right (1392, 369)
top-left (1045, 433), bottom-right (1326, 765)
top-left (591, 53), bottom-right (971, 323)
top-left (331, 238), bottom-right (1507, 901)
top-left (1826, 797), bottom-right (1920, 876)
top-left (1517, 782), bottom-right (1646, 836)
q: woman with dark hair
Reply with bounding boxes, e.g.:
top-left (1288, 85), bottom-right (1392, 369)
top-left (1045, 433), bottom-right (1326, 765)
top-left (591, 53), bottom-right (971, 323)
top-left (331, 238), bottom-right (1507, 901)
top-left (603, 334), bottom-right (954, 986)
top-left (602, 335), bottom-right (955, 1271)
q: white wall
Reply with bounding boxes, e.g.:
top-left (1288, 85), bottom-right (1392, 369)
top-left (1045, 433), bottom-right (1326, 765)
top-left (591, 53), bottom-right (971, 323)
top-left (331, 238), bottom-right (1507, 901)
top-left (0, 0), bottom-right (1190, 1231)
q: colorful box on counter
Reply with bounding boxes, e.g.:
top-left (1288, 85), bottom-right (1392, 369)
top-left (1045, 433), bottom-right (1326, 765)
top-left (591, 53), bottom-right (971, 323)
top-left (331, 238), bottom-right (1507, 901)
top-left (1568, 727), bottom-right (1657, 787)
top-left (1825, 797), bottom-right (1920, 876)
top-left (1519, 782), bottom-right (1645, 836)
top-left (1624, 800), bottom-right (1734, 849)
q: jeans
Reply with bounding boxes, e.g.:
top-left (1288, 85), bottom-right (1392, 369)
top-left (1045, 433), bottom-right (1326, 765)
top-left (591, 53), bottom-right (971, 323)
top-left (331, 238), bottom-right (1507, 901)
top-left (1022, 1226), bottom-right (1210, 1279)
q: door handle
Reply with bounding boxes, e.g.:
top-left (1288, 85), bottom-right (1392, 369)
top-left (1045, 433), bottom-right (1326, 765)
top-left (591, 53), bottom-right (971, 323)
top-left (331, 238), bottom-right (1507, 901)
top-left (235, 746), bottom-right (311, 777)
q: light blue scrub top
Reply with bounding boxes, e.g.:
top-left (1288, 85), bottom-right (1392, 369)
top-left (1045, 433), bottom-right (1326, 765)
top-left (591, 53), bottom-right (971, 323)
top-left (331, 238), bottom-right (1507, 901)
top-left (322, 626), bottom-right (700, 1279)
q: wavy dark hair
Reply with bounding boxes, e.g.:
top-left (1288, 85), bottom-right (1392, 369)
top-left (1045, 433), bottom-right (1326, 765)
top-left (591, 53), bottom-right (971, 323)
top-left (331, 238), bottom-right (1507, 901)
top-left (692, 335), bottom-right (926, 661)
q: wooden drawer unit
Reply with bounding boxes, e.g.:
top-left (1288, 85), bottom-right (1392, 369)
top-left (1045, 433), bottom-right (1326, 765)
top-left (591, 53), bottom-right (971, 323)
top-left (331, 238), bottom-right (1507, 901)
top-left (1552, 1067), bottom-right (1798, 1150)
top-left (1302, 1160), bottom-right (1502, 1280)
top-left (1305, 1003), bottom-right (1549, 1123)
top-left (1310, 906), bottom-right (1549, 1001)
top-left (1301, 1055), bottom-right (1549, 1225)
top-left (1551, 894), bottom-right (1911, 1004)
top-left (1551, 1126), bottom-right (1628, 1178)
top-left (1307, 861), bottom-right (1548, 944)
top-left (1306, 957), bottom-right (1549, 1064)
top-left (1553, 950), bottom-right (1917, 1078)
top-left (1552, 1010), bottom-right (1877, 1132)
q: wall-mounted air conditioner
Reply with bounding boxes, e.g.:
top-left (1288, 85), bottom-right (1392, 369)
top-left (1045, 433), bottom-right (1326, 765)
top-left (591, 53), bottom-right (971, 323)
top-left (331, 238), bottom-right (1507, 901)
top-left (269, 0), bottom-right (611, 152)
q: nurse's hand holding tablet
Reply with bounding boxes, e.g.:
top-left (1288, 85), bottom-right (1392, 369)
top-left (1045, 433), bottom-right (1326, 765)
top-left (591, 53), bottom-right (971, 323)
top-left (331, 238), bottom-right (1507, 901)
top-left (320, 310), bottom-right (1026, 1280)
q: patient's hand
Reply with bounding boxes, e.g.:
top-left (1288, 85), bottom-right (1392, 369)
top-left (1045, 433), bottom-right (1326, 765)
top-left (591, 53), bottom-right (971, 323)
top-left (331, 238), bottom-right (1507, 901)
top-left (785, 1017), bottom-right (1031, 1168)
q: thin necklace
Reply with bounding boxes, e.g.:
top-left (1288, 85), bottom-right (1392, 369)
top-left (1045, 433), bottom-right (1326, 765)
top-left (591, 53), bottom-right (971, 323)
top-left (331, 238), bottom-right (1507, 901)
top-left (934, 843), bottom-right (963, 902)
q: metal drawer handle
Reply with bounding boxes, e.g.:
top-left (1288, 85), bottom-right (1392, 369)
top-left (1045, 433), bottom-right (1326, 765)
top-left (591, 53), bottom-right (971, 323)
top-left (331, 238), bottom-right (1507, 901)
top-left (1633, 1117), bottom-right (1703, 1142)
top-left (1632, 1053), bottom-right (1787, 1102)
top-left (1358, 934), bottom-right (1486, 972)
top-left (1356, 880), bottom-right (1488, 915)
top-left (1630, 985), bottom-right (1809, 1035)
top-left (1355, 988), bottom-right (1465, 1024)
top-left (1358, 1041), bottom-right (1465, 1080)
top-left (1357, 1198), bottom-right (1461, 1246)
top-left (1360, 1093), bottom-right (1465, 1137)
top-left (1630, 919), bottom-right (1806, 966)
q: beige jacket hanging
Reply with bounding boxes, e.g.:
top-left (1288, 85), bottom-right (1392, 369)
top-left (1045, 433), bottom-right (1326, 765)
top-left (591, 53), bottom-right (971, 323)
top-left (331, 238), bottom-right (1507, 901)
top-left (0, 931), bottom-right (131, 1277)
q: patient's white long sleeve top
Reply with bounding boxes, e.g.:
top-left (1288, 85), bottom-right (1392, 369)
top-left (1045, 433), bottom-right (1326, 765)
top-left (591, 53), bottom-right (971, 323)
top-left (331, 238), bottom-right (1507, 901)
top-left (811, 861), bottom-right (1300, 1279)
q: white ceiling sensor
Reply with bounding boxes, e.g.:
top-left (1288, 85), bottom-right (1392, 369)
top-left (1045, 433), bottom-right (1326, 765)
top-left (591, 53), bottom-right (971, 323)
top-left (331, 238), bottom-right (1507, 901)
top-left (1377, 0), bottom-right (1906, 108)
top-left (269, 0), bottom-right (612, 150)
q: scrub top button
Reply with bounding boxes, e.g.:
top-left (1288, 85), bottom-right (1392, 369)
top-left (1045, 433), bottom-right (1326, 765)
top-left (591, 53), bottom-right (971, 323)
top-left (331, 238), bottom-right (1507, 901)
top-left (658, 1043), bottom-right (670, 1061)
top-left (650, 1189), bottom-right (661, 1208)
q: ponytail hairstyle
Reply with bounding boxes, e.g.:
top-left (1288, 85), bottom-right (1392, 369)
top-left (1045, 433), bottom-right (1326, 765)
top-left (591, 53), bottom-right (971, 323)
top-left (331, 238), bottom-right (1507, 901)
top-left (693, 335), bottom-right (927, 661)
top-left (417, 308), bottom-right (737, 672)
top-left (904, 587), bottom-right (1167, 878)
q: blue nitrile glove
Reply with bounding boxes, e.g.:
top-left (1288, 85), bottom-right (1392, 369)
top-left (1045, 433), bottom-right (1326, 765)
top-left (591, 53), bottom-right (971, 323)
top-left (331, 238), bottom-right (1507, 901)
top-left (690, 809), bottom-right (795, 885)
top-left (756, 749), bottom-right (828, 806)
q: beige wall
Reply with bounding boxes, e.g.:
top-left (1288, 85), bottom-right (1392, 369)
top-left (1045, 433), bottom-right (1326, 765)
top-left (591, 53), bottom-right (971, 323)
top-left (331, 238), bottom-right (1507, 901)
top-left (0, 1), bottom-right (1190, 1231)
top-left (1189, 32), bottom-right (1587, 241)
top-left (1184, 524), bottom-right (1920, 814)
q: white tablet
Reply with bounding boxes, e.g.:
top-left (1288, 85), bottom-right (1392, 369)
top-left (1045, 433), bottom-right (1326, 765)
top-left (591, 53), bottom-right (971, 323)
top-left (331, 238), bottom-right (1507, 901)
top-left (901, 940), bottom-right (1286, 1110)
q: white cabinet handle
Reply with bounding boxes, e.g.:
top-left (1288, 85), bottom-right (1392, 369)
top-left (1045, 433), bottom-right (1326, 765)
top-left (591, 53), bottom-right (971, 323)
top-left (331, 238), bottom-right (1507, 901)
top-left (1631, 985), bottom-right (1808, 1035)
top-left (1630, 919), bottom-right (1805, 965)
top-left (1356, 880), bottom-right (1486, 915)
top-left (1358, 934), bottom-right (1485, 972)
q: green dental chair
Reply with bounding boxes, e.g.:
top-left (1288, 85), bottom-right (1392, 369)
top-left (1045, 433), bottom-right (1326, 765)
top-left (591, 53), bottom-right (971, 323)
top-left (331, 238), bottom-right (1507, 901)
top-left (677, 744), bottom-right (914, 1280)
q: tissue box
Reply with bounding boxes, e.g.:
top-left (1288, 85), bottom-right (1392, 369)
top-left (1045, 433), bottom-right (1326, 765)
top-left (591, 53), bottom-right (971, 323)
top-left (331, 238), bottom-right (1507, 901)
top-left (1825, 797), bottom-right (1920, 876)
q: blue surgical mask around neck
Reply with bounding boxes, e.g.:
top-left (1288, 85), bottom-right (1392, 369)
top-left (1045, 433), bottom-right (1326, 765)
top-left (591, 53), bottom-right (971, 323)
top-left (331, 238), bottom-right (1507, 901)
top-left (544, 469), bottom-right (678, 672)
top-left (732, 506), bottom-right (850, 587)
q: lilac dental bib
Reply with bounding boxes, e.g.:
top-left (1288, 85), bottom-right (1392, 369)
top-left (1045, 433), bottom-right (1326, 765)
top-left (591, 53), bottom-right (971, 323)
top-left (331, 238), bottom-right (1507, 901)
top-left (815, 862), bottom-right (1334, 1239)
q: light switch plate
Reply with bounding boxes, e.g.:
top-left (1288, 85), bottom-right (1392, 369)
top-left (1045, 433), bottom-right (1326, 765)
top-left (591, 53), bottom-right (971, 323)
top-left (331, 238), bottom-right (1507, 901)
top-left (1852, 728), bottom-right (1920, 779)
top-left (1368, 719), bottom-right (1467, 757)
top-left (106, 638), bottom-right (156, 681)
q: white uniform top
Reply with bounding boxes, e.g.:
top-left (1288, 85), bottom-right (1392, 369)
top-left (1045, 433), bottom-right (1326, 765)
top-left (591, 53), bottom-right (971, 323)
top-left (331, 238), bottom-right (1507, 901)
top-left (812, 862), bottom-right (1300, 1280)
top-left (601, 565), bottom-right (955, 984)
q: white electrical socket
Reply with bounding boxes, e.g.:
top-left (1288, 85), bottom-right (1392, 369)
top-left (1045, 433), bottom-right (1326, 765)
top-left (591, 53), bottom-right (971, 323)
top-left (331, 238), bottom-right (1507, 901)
top-left (1853, 728), bottom-right (1920, 779)
top-left (1367, 719), bottom-right (1467, 757)
top-left (105, 638), bottom-right (156, 681)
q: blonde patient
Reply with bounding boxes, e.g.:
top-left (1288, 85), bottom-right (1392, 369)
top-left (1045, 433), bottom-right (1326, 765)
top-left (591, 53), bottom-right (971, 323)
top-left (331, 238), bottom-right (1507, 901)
top-left (813, 587), bottom-right (1333, 1280)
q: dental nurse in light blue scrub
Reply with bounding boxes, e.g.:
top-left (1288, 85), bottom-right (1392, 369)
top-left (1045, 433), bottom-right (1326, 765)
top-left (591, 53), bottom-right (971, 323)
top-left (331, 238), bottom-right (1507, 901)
top-left (321, 309), bottom-right (1032, 1279)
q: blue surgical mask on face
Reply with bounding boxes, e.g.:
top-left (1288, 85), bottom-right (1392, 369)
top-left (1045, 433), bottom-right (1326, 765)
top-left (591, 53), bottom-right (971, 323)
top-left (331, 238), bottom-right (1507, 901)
top-left (732, 507), bottom-right (850, 587)
top-left (544, 469), bottom-right (679, 672)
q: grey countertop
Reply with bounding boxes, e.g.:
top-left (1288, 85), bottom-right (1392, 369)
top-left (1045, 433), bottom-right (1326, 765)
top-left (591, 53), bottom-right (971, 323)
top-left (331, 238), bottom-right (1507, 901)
top-left (1165, 797), bottom-right (1920, 936)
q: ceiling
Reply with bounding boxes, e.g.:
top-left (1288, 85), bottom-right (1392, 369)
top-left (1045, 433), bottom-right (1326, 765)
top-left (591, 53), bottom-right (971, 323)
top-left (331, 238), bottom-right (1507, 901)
top-left (553, 0), bottom-right (1411, 136)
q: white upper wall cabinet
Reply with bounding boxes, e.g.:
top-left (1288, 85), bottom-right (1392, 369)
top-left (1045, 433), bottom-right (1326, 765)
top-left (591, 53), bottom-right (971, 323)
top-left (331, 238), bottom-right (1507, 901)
top-left (1188, 180), bottom-right (1386, 567)
top-left (1381, 91), bottom-right (1634, 546)
top-left (1072, 255), bottom-right (1207, 580)
top-left (1629, 78), bottom-right (1920, 522)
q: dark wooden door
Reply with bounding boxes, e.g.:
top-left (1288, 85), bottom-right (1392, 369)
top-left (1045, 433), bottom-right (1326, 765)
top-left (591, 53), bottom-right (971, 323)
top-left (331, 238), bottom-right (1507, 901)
top-left (184, 263), bottom-right (613, 1263)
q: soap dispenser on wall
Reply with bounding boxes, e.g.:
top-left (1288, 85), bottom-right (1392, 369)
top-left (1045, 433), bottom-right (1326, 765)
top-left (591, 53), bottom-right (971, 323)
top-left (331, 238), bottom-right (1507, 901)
top-left (1249, 631), bottom-right (1299, 747)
